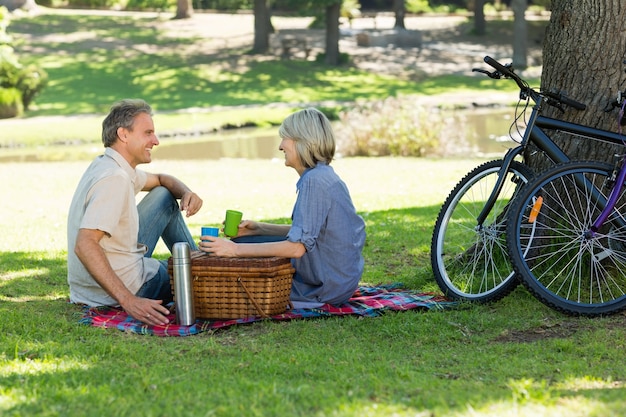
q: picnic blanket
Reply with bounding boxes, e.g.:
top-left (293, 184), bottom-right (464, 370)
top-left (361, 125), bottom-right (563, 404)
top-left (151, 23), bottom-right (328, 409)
top-left (79, 284), bottom-right (456, 336)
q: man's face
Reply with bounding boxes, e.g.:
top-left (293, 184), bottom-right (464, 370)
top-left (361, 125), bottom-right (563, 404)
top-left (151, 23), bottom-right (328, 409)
top-left (119, 112), bottom-right (159, 167)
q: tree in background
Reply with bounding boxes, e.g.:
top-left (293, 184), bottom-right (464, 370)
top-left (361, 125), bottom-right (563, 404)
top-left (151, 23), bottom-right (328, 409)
top-left (473, 0), bottom-right (485, 35)
top-left (174, 0), bottom-right (193, 19)
top-left (272, 0), bottom-right (343, 65)
top-left (324, 1), bottom-right (341, 65)
top-left (393, 0), bottom-right (405, 29)
top-left (0, 0), bottom-right (37, 12)
top-left (528, 0), bottom-right (626, 170)
top-left (510, 0), bottom-right (526, 69)
top-left (252, 0), bottom-right (272, 53)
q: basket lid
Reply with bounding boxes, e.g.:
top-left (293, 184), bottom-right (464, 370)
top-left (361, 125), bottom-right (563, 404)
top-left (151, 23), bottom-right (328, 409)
top-left (169, 251), bottom-right (292, 269)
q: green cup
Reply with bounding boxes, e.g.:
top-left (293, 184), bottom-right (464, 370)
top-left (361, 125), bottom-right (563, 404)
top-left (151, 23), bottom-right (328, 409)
top-left (224, 210), bottom-right (243, 237)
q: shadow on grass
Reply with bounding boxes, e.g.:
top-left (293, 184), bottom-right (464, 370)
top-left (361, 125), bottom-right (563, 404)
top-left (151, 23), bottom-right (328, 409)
top-left (0, 204), bottom-right (441, 339)
top-left (0, 204), bottom-right (441, 301)
top-left (3, 204), bottom-right (626, 415)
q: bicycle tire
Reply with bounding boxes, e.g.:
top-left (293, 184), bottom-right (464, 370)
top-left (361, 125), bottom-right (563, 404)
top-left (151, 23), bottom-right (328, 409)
top-left (431, 159), bottom-right (533, 302)
top-left (506, 160), bottom-right (626, 316)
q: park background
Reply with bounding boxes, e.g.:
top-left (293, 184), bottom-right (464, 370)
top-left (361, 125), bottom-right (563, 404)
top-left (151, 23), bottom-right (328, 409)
top-left (1, 1), bottom-right (626, 416)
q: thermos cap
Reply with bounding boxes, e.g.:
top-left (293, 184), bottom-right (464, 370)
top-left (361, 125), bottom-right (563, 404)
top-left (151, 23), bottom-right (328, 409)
top-left (172, 242), bottom-right (191, 260)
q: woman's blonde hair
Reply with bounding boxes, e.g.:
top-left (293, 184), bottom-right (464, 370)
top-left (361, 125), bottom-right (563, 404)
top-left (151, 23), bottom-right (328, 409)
top-left (278, 107), bottom-right (335, 169)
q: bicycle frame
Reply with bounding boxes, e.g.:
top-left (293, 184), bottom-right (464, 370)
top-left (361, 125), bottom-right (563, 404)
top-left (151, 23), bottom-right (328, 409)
top-left (476, 104), bottom-right (626, 227)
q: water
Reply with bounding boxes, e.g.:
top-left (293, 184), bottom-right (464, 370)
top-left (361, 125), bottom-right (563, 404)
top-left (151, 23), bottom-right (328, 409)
top-left (462, 107), bottom-right (522, 156)
top-left (152, 127), bottom-right (284, 160)
top-left (152, 107), bottom-right (521, 160)
top-left (0, 108), bottom-right (521, 162)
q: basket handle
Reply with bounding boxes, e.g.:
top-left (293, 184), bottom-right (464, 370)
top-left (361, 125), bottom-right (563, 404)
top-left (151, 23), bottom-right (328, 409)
top-left (237, 277), bottom-right (270, 319)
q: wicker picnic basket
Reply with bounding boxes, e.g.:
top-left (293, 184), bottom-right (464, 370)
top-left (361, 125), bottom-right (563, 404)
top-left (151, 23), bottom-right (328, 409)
top-left (168, 251), bottom-right (294, 319)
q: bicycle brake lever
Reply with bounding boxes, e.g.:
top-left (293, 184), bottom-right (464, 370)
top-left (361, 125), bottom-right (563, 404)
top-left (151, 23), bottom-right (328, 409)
top-left (472, 68), bottom-right (501, 79)
top-left (547, 98), bottom-right (565, 113)
top-left (604, 90), bottom-right (626, 112)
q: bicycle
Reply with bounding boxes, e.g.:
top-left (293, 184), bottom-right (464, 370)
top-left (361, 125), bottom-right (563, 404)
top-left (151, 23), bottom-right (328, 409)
top-left (430, 55), bottom-right (600, 303)
top-left (505, 102), bottom-right (626, 316)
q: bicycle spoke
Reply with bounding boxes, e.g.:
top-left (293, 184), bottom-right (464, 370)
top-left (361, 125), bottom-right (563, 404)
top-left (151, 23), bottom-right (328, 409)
top-left (507, 161), bottom-right (626, 316)
top-left (432, 160), bottom-right (532, 302)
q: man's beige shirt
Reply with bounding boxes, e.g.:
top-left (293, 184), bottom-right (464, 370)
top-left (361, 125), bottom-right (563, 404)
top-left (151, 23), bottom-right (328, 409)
top-left (67, 147), bottom-right (160, 306)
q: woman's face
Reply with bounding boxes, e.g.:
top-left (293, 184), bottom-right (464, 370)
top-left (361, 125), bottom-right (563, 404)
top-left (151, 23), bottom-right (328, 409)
top-left (279, 137), bottom-right (305, 175)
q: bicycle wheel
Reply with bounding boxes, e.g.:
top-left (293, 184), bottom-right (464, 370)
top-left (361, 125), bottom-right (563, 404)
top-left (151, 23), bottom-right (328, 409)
top-left (506, 161), bottom-right (626, 316)
top-left (431, 159), bottom-right (533, 302)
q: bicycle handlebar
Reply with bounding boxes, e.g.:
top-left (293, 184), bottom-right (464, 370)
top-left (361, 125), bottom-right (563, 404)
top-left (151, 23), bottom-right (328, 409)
top-left (479, 55), bottom-right (587, 111)
top-left (543, 90), bottom-right (587, 111)
top-left (483, 56), bottom-right (522, 87)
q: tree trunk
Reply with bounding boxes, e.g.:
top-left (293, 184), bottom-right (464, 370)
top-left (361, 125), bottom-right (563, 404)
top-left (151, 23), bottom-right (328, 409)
top-left (527, 0), bottom-right (626, 171)
top-left (0, 0), bottom-right (37, 11)
top-left (474, 0), bottom-right (486, 36)
top-left (511, 0), bottom-right (527, 69)
top-left (393, 0), bottom-right (406, 29)
top-left (325, 2), bottom-right (341, 65)
top-left (252, 0), bottom-right (271, 53)
top-left (174, 0), bottom-right (193, 19)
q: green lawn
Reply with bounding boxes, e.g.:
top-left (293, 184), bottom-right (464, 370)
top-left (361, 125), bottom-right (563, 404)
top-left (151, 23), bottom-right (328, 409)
top-left (2, 157), bottom-right (626, 417)
top-left (1, 9), bottom-right (624, 417)
top-left (1, 10), bottom-right (529, 149)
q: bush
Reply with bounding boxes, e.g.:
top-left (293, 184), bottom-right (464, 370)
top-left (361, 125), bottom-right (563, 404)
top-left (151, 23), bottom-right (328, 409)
top-left (125, 0), bottom-right (174, 11)
top-left (0, 7), bottom-right (47, 114)
top-left (15, 64), bottom-right (47, 110)
top-left (335, 95), bottom-right (472, 158)
top-left (0, 86), bottom-right (23, 118)
top-left (64, 0), bottom-right (120, 8)
top-left (0, 47), bottom-right (47, 111)
top-left (406, 0), bottom-right (431, 14)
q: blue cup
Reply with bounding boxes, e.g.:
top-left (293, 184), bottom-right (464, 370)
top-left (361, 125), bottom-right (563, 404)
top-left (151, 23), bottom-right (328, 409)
top-left (201, 226), bottom-right (219, 242)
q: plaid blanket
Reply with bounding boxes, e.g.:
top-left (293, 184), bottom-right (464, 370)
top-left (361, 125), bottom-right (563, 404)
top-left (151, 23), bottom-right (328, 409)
top-left (79, 284), bottom-right (456, 337)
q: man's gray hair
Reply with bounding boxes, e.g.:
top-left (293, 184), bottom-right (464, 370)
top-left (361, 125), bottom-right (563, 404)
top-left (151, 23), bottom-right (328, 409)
top-left (101, 99), bottom-right (153, 147)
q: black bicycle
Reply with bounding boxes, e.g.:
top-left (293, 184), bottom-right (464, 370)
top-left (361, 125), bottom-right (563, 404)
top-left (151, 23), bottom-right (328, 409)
top-left (430, 55), bottom-right (604, 303)
top-left (505, 104), bottom-right (626, 316)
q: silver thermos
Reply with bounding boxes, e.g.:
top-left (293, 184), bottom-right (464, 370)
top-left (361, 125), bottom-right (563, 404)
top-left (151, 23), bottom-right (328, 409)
top-left (172, 242), bottom-right (195, 325)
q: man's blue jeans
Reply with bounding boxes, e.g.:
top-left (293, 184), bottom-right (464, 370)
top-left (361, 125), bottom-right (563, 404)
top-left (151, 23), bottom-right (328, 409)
top-left (135, 186), bottom-right (197, 302)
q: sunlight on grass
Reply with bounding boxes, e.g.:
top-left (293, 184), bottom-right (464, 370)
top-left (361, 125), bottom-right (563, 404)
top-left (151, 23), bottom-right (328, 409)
top-left (561, 376), bottom-right (625, 391)
top-left (0, 268), bottom-right (48, 281)
top-left (463, 398), bottom-right (611, 417)
top-left (0, 294), bottom-right (66, 302)
top-left (0, 358), bottom-right (92, 412)
top-left (0, 357), bottom-right (90, 377)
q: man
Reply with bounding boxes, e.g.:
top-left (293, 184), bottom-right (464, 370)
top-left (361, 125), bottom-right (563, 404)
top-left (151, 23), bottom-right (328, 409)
top-left (67, 99), bottom-right (202, 325)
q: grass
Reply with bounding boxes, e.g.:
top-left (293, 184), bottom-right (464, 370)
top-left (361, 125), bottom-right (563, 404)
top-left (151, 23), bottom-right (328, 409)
top-left (0, 10), bottom-right (533, 148)
top-left (2, 9), bottom-right (625, 417)
top-left (2, 158), bottom-right (626, 417)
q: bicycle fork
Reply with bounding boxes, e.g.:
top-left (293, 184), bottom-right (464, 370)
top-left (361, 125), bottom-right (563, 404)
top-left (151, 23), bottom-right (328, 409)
top-left (475, 146), bottom-right (524, 227)
top-left (587, 154), bottom-right (626, 237)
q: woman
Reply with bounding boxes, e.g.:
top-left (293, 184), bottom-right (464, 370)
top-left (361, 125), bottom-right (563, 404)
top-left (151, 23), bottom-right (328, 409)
top-left (199, 107), bottom-right (366, 308)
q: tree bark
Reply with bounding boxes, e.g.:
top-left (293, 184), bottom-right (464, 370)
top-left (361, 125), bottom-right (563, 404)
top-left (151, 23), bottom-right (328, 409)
top-left (325, 2), bottom-right (341, 65)
top-left (511, 0), bottom-right (527, 69)
top-left (527, 0), bottom-right (626, 171)
top-left (0, 0), bottom-right (37, 11)
top-left (174, 0), bottom-right (193, 20)
top-left (393, 0), bottom-right (406, 29)
top-left (474, 0), bottom-right (486, 36)
top-left (252, 0), bottom-right (271, 53)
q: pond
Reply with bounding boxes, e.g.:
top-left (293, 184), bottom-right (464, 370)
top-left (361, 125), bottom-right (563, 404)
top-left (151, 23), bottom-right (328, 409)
top-left (0, 108), bottom-right (520, 162)
top-left (151, 107), bottom-right (520, 160)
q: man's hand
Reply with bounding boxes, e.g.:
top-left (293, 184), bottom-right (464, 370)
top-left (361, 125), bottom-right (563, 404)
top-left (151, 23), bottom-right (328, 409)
top-left (180, 191), bottom-right (202, 217)
top-left (121, 295), bottom-right (171, 325)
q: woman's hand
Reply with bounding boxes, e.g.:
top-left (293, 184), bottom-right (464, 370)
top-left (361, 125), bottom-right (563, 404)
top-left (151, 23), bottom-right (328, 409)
top-left (198, 236), bottom-right (239, 257)
top-left (225, 219), bottom-right (259, 238)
